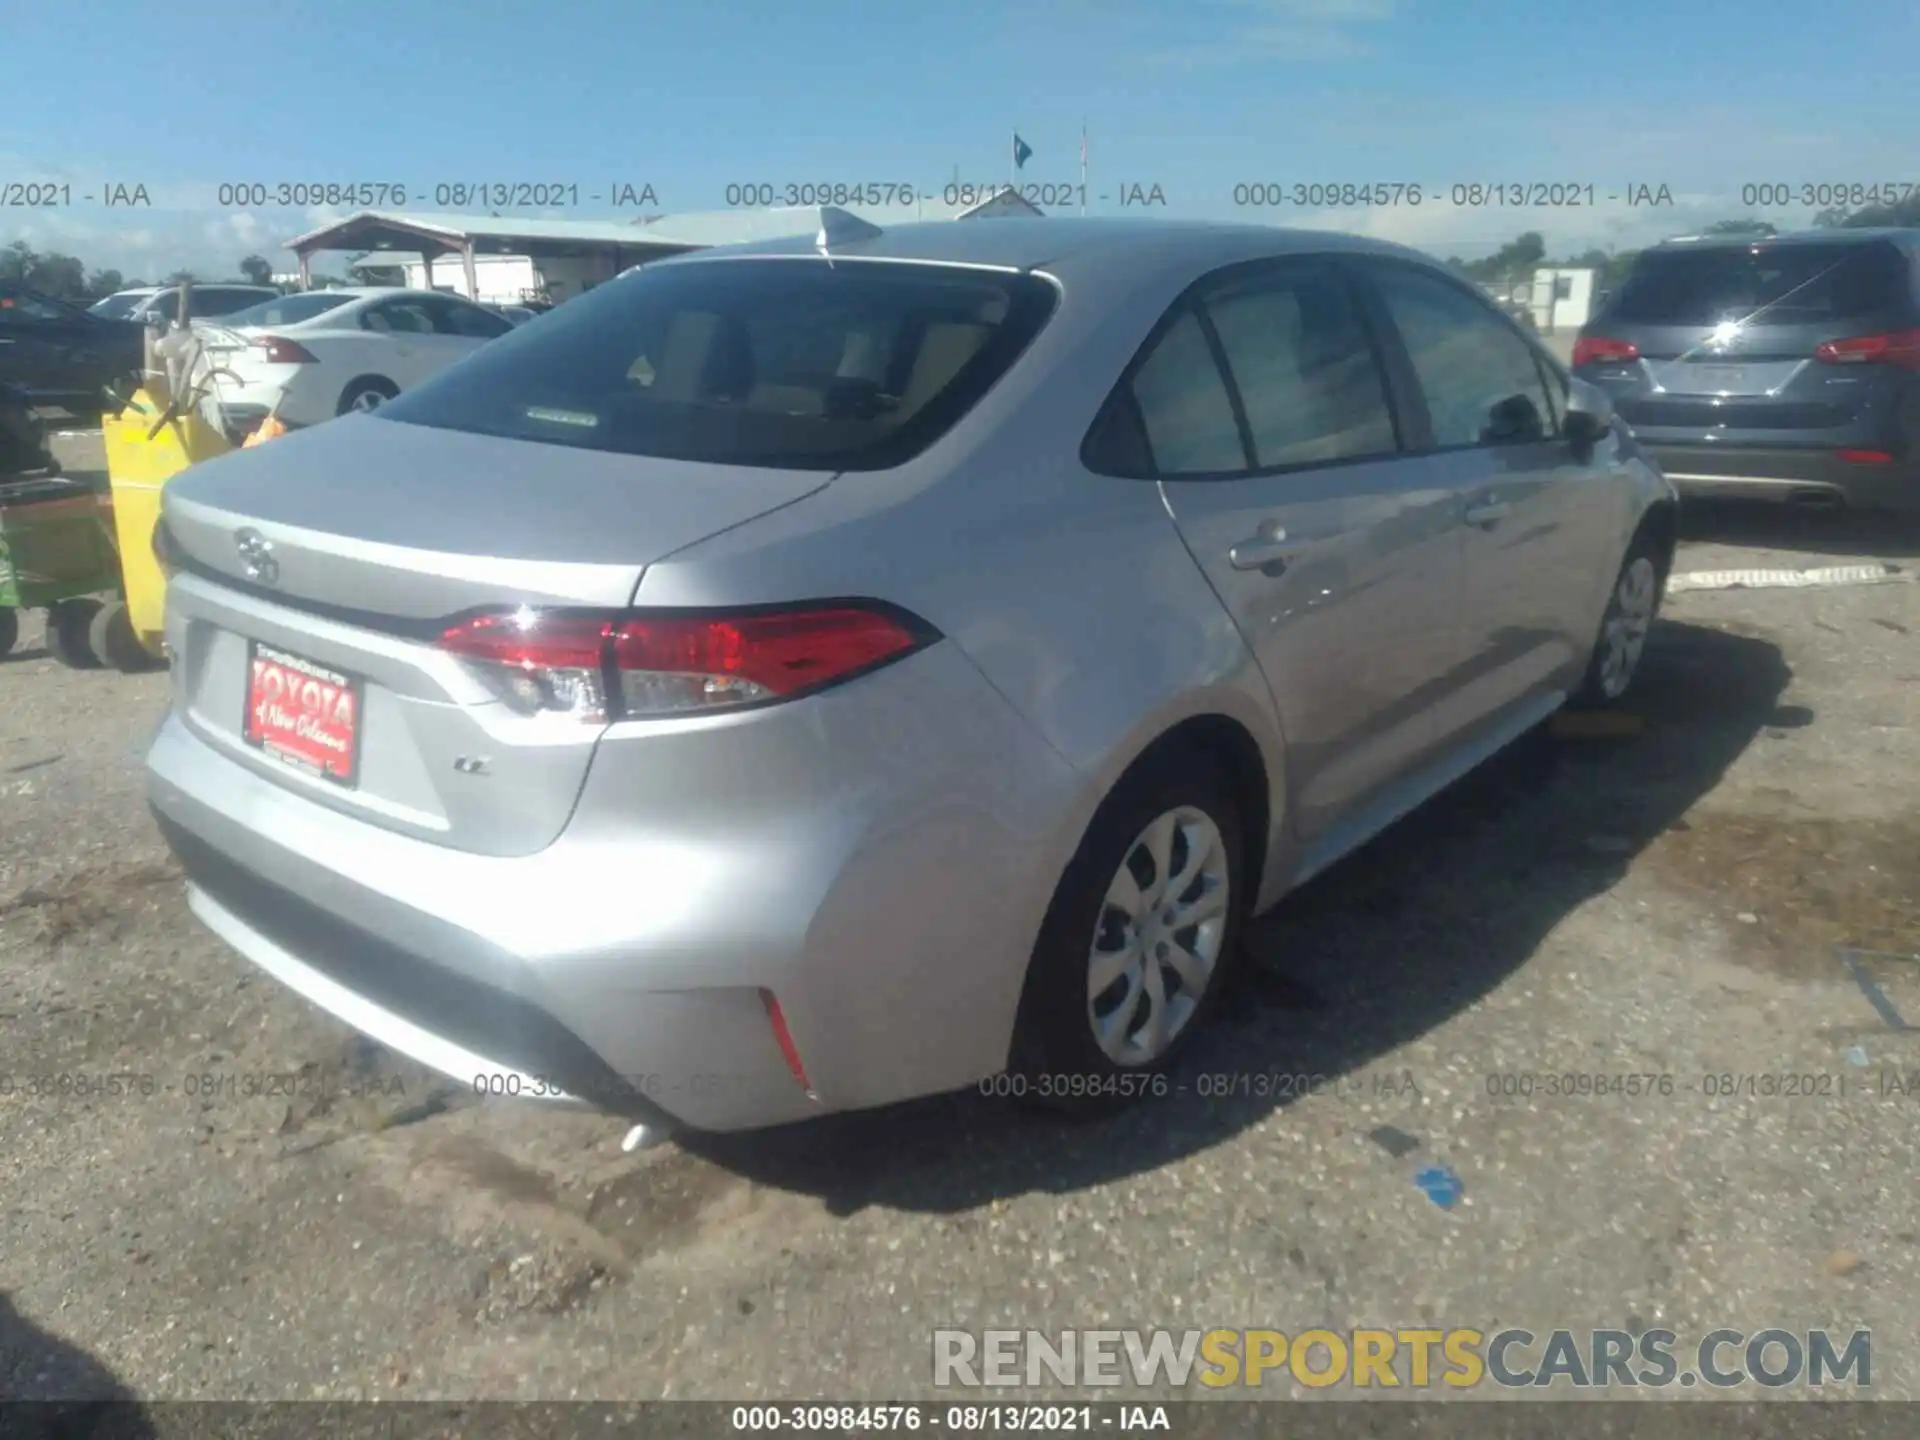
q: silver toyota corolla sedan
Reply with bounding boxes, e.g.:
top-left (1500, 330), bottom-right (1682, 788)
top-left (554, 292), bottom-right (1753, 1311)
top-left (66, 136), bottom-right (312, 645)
top-left (145, 214), bottom-right (1678, 1139)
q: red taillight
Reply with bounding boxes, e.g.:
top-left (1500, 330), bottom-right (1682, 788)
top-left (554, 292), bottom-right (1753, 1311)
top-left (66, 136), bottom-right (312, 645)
top-left (436, 603), bottom-right (932, 720)
top-left (760, 990), bottom-right (814, 1095)
top-left (1571, 336), bottom-right (1640, 368)
top-left (1837, 448), bottom-right (1894, 465)
top-left (253, 335), bottom-right (318, 364)
top-left (1814, 329), bottom-right (1920, 370)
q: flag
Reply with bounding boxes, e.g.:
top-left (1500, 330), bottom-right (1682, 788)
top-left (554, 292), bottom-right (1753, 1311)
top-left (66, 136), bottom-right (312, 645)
top-left (1013, 133), bottom-right (1033, 170)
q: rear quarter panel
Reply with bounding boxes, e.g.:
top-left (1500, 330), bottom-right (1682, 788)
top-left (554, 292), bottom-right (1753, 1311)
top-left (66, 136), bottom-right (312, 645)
top-left (635, 255), bottom-right (1296, 912)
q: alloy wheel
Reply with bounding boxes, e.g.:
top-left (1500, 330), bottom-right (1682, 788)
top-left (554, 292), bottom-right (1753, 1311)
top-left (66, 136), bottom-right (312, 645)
top-left (1598, 555), bottom-right (1658, 699)
top-left (1086, 806), bottom-right (1230, 1066)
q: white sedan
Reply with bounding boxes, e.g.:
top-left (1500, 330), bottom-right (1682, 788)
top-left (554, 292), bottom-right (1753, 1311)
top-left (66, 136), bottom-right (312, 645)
top-left (190, 287), bottom-right (513, 434)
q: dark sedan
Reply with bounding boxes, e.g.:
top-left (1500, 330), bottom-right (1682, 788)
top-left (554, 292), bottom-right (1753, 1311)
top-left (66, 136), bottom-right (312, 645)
top-left (0, 285), bottom-right (145, 416)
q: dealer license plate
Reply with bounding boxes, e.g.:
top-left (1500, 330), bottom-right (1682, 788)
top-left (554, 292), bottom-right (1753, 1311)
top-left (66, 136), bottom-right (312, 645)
top-left (242, 640), bottom-right (361, 786)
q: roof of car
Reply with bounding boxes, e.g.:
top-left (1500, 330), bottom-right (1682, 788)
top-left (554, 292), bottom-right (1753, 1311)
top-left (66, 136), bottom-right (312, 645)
top-left (657, 214), bottom-right (1439, 282)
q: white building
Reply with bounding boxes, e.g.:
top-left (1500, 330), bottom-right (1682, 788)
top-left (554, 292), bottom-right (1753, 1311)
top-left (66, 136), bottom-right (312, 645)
top-left (1526, 267), bottom-right (1598, 333)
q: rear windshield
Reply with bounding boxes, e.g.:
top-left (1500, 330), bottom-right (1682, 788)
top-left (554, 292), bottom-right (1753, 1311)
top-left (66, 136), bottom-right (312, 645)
top-left (374, 258), bottom-right (1059, 470)
top-left (223, 293), bottom-right (353, 328)
top-left (1609, 241), bottom-right (1910, 325)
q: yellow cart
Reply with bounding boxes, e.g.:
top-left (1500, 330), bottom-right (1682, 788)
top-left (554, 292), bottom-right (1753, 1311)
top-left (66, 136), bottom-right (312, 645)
top-left (98, 386), bottom-right (235, 669)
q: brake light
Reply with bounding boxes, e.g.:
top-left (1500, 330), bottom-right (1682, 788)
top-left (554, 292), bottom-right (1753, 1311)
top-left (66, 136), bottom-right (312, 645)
top-left (436, 602), bottom-right (936, 720)
top-left (1814, 329), bottom-right (1920, 370)
top-left (1837, 449), bottom-right (1894, 464)
top-left (253, 335), bottom-right (317, 364)
top-left (1571, 336), bottom-right (1640, 367)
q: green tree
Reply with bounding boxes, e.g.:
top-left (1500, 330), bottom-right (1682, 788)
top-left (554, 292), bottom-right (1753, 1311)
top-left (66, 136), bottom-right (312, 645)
top-left (239, 254), bottom-right (274, 286)
top-left (1700, 218), bottom-right (1777, 237)
top-left (165, 268), bottom-right (196, 284)
top-left (86, 268), bottom-right (125, 299)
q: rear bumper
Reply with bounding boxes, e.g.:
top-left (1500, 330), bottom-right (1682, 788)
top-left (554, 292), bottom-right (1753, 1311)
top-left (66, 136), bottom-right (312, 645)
top-left (1641, 441), bottom-right (1920, 511)
top-left (145, 641), bottom-right (1085, 1133)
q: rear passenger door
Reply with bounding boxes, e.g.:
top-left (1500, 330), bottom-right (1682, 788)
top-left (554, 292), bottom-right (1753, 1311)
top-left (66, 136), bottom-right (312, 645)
top-left (1354, 258), bottom-right (1621, 743)
top-left (1126, 258), bottom-right (1463, 853)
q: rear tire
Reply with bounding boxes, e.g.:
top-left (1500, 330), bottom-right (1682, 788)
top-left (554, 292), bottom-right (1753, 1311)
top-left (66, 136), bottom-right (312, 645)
top-left (1572, 534), bottom-right (1664, 708)
top-left (47, 598), bottom-right (103, 669)
top-left (336, 377), bottom-right (398, 416)
top-left (1007, 753), bottom-right (1247, 1117)
top-left (0, 607), bottom-right (18, 658)
top-left (89, 600), bottom-right (157, 673)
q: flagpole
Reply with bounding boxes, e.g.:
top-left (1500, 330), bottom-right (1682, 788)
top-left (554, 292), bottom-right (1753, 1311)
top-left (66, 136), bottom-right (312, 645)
top-left (1080, 121), bottom-right (1088, 215)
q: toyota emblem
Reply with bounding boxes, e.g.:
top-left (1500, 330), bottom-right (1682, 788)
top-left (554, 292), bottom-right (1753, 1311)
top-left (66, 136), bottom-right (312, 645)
top-left (234, 527), bottom-right (279, 585)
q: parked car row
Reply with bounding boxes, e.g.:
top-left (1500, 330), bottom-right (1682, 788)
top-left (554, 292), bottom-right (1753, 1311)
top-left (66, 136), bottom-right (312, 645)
top-left (90, 284), bottom-right (279, 325)
top-left (186, 287), bottom-right (516, 433)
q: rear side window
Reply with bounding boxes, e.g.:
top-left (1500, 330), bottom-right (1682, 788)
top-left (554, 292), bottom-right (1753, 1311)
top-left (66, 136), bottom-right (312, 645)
top-left (1127, 309), bottom-right (1247, 475)
top-left (1610, 242), bottom-right (1909, 325)
top-left (425, 298), bottom-right (512, 338)
top-left (376, 258), bottom-right (1058, 471)
top-left (197, 288), bottom-right (271, 316)
top-left (1199, 266), bottom-right (1398, 469)
top-left (1368, 262), bottom-right (1557, 449)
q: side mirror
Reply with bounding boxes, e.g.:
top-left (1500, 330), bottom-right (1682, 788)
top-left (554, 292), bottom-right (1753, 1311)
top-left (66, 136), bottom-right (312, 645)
top-left (1563, 376), bottom-right (1614, 446)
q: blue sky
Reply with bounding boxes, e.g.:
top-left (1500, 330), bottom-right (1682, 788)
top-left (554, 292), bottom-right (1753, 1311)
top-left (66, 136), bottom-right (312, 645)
top-left (4, 0), bottom-right (1915, 278)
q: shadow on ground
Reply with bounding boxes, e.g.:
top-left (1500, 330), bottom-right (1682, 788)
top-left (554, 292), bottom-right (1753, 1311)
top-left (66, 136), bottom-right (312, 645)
top-left (0, 1292), bottom-right (154, 1435)
top-left (1678, 499), bottom-right (1920, 561)
top-left (680, 617), bottom-right (1793, 1213)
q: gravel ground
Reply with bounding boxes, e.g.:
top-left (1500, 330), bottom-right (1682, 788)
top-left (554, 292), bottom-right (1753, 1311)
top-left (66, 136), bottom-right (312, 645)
top-left (3, 429), bottom-right (1918, 1408)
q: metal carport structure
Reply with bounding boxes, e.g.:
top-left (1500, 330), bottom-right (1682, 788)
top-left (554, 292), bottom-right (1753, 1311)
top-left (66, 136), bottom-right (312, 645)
top-left (282, 211), bottom-right (704, 295)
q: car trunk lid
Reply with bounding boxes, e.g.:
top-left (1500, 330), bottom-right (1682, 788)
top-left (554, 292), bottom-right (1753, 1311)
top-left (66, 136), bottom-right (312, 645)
top-left (160, 414), bottom-right (835, 856)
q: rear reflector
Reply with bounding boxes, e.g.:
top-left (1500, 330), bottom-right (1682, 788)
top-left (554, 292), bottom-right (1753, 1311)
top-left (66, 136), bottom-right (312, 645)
top-left (1814, 329), bottom-right (1920, 370)
top-left (1572, 336), bottom-right (1639, 367)
top-left (437, 602), bottom-right (936, 721)
top-left (1836, 449), bottom-right (1894, 465)
top-left (253, 335), bottom-right (318, 364)
top-left (761, 990), bottom-right (814, 1095)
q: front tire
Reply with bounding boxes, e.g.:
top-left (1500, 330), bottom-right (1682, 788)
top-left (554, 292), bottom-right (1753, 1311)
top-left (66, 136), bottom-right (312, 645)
top-left (1574, 536), bottom-right (1663, 707)
top-left (1008, 754), bottom-right (1247, 1115)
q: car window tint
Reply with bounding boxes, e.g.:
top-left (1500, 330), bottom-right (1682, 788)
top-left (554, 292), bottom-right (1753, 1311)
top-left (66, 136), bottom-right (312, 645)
top-left (1200, 268), bottom-right (1397, 468)
top-left (0, 293), bottom-right (71, 323)
top-left (433, 300), bottom-right (511, 338)
top-left (1128, 308), bottom-right (1247, 475)
top-left (1611, 241), bottom-right (1907, 325)
top-left (1370, 264), bottom-right (1556, 448)
top-left (198, 289), bottom-right (262, 315)
top-left (373, 259), bottom-right (1058, 471)
top-left (365, 301), bottom-right (434, 335)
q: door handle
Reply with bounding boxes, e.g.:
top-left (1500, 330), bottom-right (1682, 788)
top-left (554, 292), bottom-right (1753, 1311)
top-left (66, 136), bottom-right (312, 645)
top-left (1463, 498), bottom-right (1511, 527)
top-left (1229, 521), bottom-right (1294, 572)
